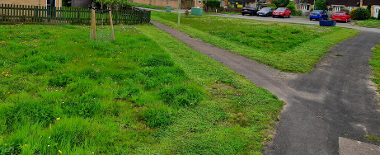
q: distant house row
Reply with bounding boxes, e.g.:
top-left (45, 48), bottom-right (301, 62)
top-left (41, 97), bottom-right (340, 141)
top-left (1, 0), bottom-right (378, 18)
top-left (298, 0), bottom-right (379, 18)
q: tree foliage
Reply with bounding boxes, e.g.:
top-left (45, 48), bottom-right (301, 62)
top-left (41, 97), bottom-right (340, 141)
top-left (272, 0), bottom-right (289, 8)
top-left (286, 2), bottom-right (296, 14)
top-left (292, 0), bottom-right (304, 10)
top-left (314, 0), bottom-right (327, 10)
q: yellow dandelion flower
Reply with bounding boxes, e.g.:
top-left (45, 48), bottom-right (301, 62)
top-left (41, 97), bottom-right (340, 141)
top-left (264, 138), bottom-right (267, 141)
top-left (4, 143), bottom-right (6, 145)
top-left (277, 115), bottom-right (280, 120)
top-left (25, 144), bottom-right (27, 146)
top-left (58, 150), bottom-right (62, 154)
top-left (56, 117), bottom-right (60, 121)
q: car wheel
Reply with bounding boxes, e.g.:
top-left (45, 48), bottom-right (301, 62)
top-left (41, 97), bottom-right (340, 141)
top-left (272, 16), bottom-right (275, 18)
top-left (242, 13), bottom-right (244, 16)
top-left (345, 18), bottom-right (348, 23)
top-left (289, 14), bottom-right (291, 18)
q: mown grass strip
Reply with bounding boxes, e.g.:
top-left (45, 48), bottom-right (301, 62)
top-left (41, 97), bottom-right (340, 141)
top-left (139, 24), bottom-right (284, 154)
top-left (152, 11), bottom-right (360, 73)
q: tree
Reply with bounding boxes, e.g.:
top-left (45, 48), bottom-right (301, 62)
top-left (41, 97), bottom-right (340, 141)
top-left (292, 0), bottom-right (304, 10)
top-left (272, 0), bottom-right (289, 8)
top-left (286, 2), bottom-right (296, 13)
top-left (314, 0), bottom-right (327, 10)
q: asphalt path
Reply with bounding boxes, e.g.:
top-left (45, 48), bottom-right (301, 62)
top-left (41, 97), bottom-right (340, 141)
top-left (149, 9), bottom-right (380, 154)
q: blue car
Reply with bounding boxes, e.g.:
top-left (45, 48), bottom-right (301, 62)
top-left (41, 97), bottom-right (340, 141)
top-left (310, 10), bottom-right (328, 21)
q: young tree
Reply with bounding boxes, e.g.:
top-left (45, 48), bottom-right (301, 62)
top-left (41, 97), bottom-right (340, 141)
top-left (314, 0), bottom-right (327, 10)
top-left (272, 0), bottom-right (289, 8)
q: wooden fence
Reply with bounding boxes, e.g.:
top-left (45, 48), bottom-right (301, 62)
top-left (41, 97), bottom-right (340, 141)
top-left (0, 4), bottom-right (151, 25)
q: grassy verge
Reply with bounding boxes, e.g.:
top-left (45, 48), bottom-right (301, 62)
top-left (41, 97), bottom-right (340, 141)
top-left (128, 2), bottom-right (168, 10)
top-left (370, 41), bottom-right (380, 95)
top-left (152, 11), bottom-right (360, 73)
top-left (0, 24), bottom-right (283, 154)
top-left (355, 19), bottom-right (380, 28)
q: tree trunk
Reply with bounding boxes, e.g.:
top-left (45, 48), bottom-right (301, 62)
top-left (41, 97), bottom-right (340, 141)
top-left (109, 6), bottom-right (115, 41)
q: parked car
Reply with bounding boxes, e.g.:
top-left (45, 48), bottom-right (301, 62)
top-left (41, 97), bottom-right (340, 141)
top-left (309, 10), bottom-right (328, 21)
top-left (257, 7), bottom-right (274, 17)
top-left (242, 6), bottom-right (258, 16)
top-left (272, 7), bottom-right (291, 18)
top-left (332, 11), bottom-right (351, 23)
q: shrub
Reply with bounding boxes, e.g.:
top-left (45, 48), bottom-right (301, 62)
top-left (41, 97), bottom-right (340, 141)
top-left (350, 8), bottom-right (357, 20)
top-left (314, 0), bottom-right (327, 10)
top-left (204, 0), bottom-right (221, 9)
top-left (378, 10), bottom-right (380, 20)
top-left (356, 8), bottom-right (369, 20)
top-left (286, 2), bottom-right (296, 14)
top-left (367, 3), bottom-right (372, 14)
top-left (340, 8), bottom-right (349, 14)
top-left (272, 0), bottom-right (289, 7)
top-left (268, 3), bottom-right (277, 9)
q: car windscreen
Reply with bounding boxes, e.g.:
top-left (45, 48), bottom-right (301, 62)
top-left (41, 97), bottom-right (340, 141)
top-left (312, 10), bottom-right (322, 13)
top-left (334, 12), bottom-right (345, 15)
top-left (261, 8), bottom-right (271, 11)
top-left (276, 8), bottom-right (285, 11)
top-left (244, 7), bottom-right (257, 9)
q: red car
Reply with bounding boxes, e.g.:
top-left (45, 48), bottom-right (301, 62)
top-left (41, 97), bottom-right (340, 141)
top-left (272, 7), bottom-right (291, 18)
top-left (332, 11), bottom-right (351, 22)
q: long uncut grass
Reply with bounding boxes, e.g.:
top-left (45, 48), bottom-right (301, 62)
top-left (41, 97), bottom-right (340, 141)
top-left (0, 24), bottom-right (283, 154)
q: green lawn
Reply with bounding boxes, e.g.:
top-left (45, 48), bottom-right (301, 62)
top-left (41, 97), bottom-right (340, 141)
top-left (0, 24), bottom-right (283, 154)
top-left (355, 19), bottom-right (380, 28)
top-left (152, 11), bottom-right (360, 73)
top-left (128, 2), bottom-right (168, 10)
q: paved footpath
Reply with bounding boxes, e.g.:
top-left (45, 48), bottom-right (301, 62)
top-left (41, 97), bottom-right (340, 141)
top-left (151, 18), bottom-right (380, 154)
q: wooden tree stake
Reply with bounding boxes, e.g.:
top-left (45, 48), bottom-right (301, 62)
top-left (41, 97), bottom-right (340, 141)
top-left (91, 3), bottom-right (96, 40)
top-left (109, 6), bottom-right (115, 41)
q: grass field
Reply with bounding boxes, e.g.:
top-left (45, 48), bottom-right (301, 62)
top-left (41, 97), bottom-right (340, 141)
top-left (355, 19), bottom-right (380, 28)
top-left (152, 11), bottom-right (360, 73)
top-left (0, 24), bottom-right (283, 154)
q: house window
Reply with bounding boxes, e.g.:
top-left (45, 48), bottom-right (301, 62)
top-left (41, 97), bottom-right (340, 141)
top-left (334, 7), bottom-right (341, 12)
top-left (198, 0), bottom-right (201, 4)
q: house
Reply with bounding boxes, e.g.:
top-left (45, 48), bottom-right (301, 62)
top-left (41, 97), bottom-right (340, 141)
top-left (0, 0), bottom-right (62, 7)
top-left (297, 0), bottom-right (380, 18)
top-left (227, 0), bottom-right (272, 8)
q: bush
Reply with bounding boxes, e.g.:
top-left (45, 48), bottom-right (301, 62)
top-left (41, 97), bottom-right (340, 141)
top-left (378, 10), bottom-right (380, 20)
top-left (204, 0), bottom-right (221, 9)
top-left (272, 0), bottom-right (289, 7)
top-left (268, 3), bottom-right (277, 9)
top-left (314, 0), bottom-right (327, 10)
top-left (286, 2), bottom-right (296, 14)
top-left (340, 8), bottom-right (349, 14)
top-left (350, 8), bottom-right (357, 20)
top-left (367, 3), bottom-right (372, 14)
top-left (356, 8), bottom-right (370, 20)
